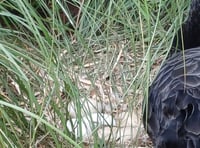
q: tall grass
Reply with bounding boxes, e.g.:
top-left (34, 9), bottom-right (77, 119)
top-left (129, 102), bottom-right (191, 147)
top-left (0, 0), bottom-right (189, 147)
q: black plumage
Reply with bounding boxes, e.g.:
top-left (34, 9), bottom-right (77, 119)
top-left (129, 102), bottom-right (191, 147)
top-left (143, 0), bottom-right (200, 148)
top-left (170, 0), bottom-right (200, 54)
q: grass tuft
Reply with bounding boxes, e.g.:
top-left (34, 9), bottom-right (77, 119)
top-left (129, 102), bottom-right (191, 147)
top-left (0, 0), bottom-right (190, 147)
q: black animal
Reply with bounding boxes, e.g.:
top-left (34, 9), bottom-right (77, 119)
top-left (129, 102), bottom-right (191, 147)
top-left (170, 0), bottom-right (200, 55)
top-left (143, 0), bottom-right (200, 147)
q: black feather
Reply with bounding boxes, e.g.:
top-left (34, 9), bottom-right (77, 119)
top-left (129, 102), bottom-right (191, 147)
top-left (170, 0), bottom-right (200, 56)
top-left (143, 0), bottom-right (200, 147)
